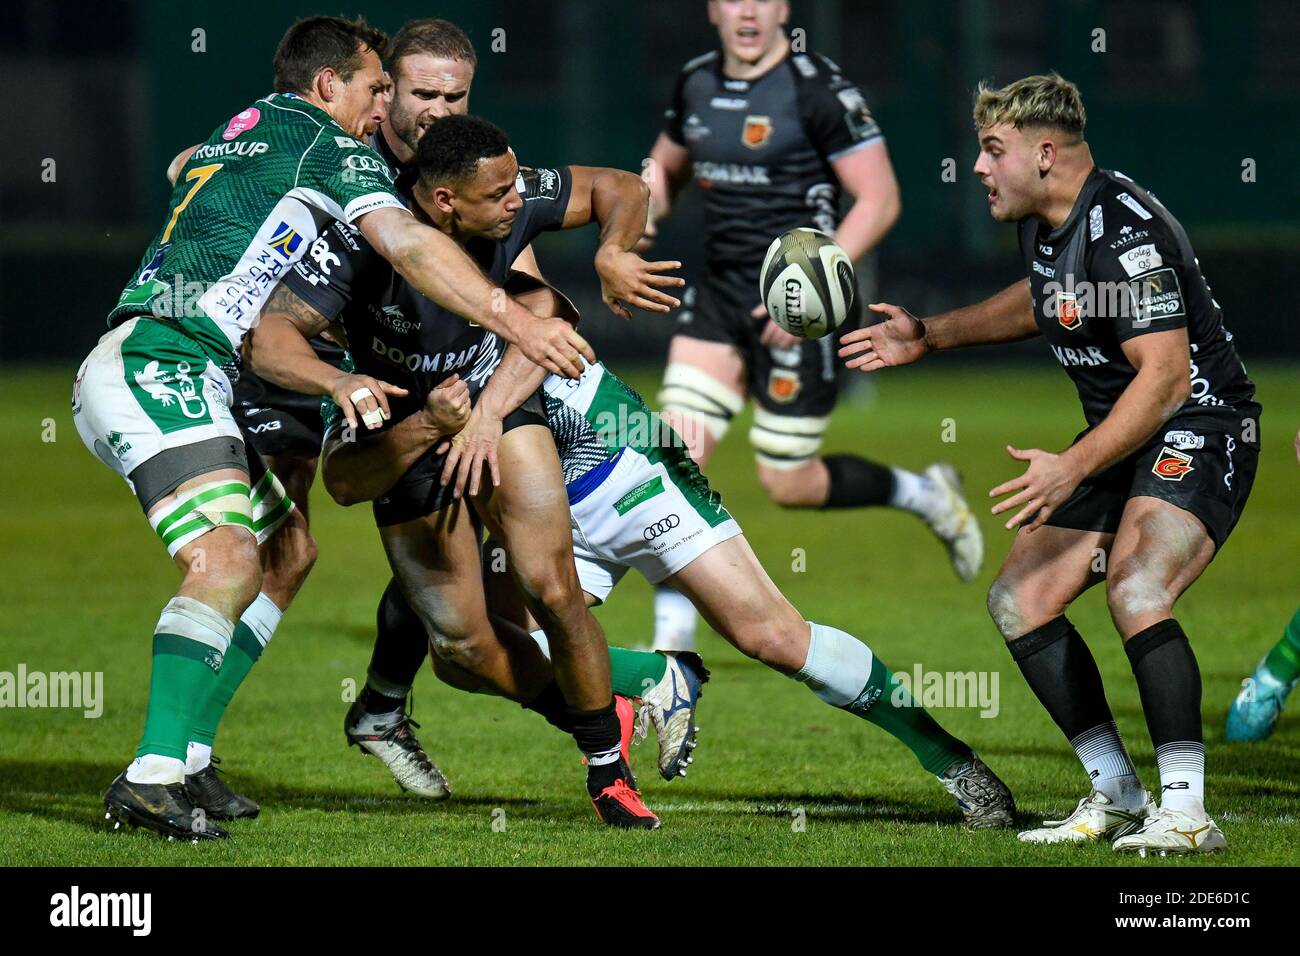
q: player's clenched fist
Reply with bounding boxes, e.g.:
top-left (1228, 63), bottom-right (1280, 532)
top-left (518, 316), bottom-right (595, 379)
top-left (331, 371), bottom-right (409, 431)
top-left (425, 374), bottom-right (470, 436)
top-left (839, 302), bottom-right (930, 372)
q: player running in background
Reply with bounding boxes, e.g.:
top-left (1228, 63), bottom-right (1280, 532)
top-left (641, 0), bottom-right (982, 653)
top-left (1224, 426), bottom-right (1299, 741)
top-left (250, 116), bottom-right (683, 827)
top-left (72, 15), bottom-right (590, 842)
top-left (841, 74), bottom-right (1260, 855)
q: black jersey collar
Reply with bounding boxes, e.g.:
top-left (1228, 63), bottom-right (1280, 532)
top-left (1036, 166), bottom-right (1107, 245)
top-left (715, 42), bottom-right (792, 87)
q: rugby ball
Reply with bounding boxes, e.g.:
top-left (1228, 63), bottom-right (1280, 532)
top-left (759, 228), bottom-right (855, 339)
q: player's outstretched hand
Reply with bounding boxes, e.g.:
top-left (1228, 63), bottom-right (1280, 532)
top-left (595, 246), bottom-right (684, 319)
top-left (989, 445), bottom-right (1083, 532)
top-left (425, 374), bottom-right (471, 436)
top-left (838, 302), bottom-right (929, 372)
top-left (330, 372), bottom-right (409, 431)
top-left (440, 404), bottom-right (503, 499)
top-left (518, 316), bottom-right (594, 379)
top-left (754, 304), bottom-right (802, 349)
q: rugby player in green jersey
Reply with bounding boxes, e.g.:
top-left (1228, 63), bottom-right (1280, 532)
top-left (73, 15), bottom-right (592, 841)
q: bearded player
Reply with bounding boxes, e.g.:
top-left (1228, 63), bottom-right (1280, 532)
top-left (641, 0), bottom-right (982, 654)
top-left (841, 74), bottom-right (1260, 855)
top-left (162, 19), bottom-right (540, 804)
top-left (73, 15), bottom-right (589, 841)
top-left (249, 116), bottom-right (684, 827)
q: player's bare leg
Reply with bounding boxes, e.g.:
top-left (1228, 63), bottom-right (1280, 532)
top-left (667, 535), bottom-right (1014, 827)
top-left (381, 503), bottom-right (553, 702)
top-left (988, 525), bottom-right (1154, 844)
top-left (1105, 497), bottom-right (1226, 855)
top-left (473, 424), bottom-right (658, 827)
top-left (183, 451), bottom-right (317, 820)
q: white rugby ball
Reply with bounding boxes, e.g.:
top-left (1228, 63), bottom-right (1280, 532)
top-left (759, 227), bottom-right (855, 339)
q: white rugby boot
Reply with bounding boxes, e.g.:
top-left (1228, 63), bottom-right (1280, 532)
top-left (1018, 789), bottom-right (1154, 844)
top-left (923, 463), bottom-right (984, 583)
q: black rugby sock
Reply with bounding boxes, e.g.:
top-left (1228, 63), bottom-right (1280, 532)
top-left (1126, 619), bottom-right (1205, 812)
top-left (822, 453), bottom-right (895, 508)
top-left (523, 681), bottom-right (576, 733)
top-left (568, 700), bottom-right (623, 795)
top-left (362, 579), bottom-right (429, 713)
top-left (1008, 617), bottom-right (1116, 740)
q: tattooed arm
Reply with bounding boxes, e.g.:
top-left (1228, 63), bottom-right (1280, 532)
top-left (245, 282), bottom-right (408, 431)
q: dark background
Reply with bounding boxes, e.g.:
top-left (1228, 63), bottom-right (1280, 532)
top-left (2, 0), bottom-right (1298, 363)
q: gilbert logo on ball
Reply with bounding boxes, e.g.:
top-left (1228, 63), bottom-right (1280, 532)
top-left (222, 107), bottom-right (261, 141)
top-left (759, 228), bottom-right (855, 339)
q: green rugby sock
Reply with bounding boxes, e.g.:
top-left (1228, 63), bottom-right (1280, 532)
top-left (609, 646), bottom-right (669, 698)
top-left (137, 598), bottom-right (231, 761)
top-left (191, 593), bottom-right (281, 747)
top-left (795, 621), bottom-right (971, 776)
top-left (1263, 607), bottom-right (1300, 685)
top-left (528, 629), bottom-right (668, 698)
top-left (855, 656), bottom-right (973, 775)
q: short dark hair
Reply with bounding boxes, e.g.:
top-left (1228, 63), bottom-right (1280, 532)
top-left (272, 16), bottom-right (389, 94)
top-left (390, 18), bottom-right (477, 73)
top-left (417, 115), bottom-right (511, 187)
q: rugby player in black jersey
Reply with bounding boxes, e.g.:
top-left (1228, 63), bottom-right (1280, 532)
top-left (165, 20), bottom-right (544, 810)
top-left (248, 116), bottom-right (683, 827)
top-left (840, 74), bottom-right (1260, 856)
top-left (640, 0), bottom-right (983, 654)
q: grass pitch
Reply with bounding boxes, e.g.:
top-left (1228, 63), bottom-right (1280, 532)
top-left (2, 362), bottom-right (1297, 866)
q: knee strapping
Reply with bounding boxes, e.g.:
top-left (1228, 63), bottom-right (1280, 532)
top-left (749, 408), bottom-right (829, 470)
top-left (657, 362), bottom-right (744, 442)
top-left (149, 479), bottom-right (254, 557)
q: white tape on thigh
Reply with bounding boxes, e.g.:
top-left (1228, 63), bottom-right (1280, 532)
top-left (749, 407), bottom-right (829, 470)
top-left (149, 479), bottom-right (254, 557)
top-left (249, 467), bottom-right (296, 545)
top-left (657, 362), bottom-right (744, 441)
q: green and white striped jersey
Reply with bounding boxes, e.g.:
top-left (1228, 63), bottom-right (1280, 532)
top-left (110, 93), bottom-right (406, 369)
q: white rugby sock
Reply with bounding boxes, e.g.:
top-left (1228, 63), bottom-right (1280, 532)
top-left (793, 621), bottom-right (875, 707)
top-left (888, 467), bottom-right (945, 521)
top-left (1070, 722), bottom-right (1145, 808)
top-left (530, 628), bottom-right (551, 661)
top-left (126, 753), bottom-right (186, 785)
top-left (185, 741), bottom-right (213, 776)
top-left (653, 586), bottom-right (698, 652)
top-left (1155, 741), bottom-right (1206, 814)
top-left (241, 592), bottom-right (283, 650)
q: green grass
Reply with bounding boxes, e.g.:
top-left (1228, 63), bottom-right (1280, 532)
top-left (2, 362), bottom-right (1298, 866)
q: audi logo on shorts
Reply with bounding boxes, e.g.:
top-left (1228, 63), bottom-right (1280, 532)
top-left (643, 514), bottom-right (681, 540)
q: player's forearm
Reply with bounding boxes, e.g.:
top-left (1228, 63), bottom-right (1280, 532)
top-left (834, 192), bottom-right (900, 263)
top-left (321, 412), bottom-right (443, 506)
top-left (592, 170), bottom-right (653, 253)
top-left (922, 279), bottom-right (1038, 352)
top-left (383, 220), bottom-right (536, 347)
top-left (246, 314), bottom-right (340, 396)
top-left (646, 137), bottom-right (690, 222)
top-left (1062, 364), bottom-right (1191, 479)
top-left (477, 344), bottom-right (550, 421)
